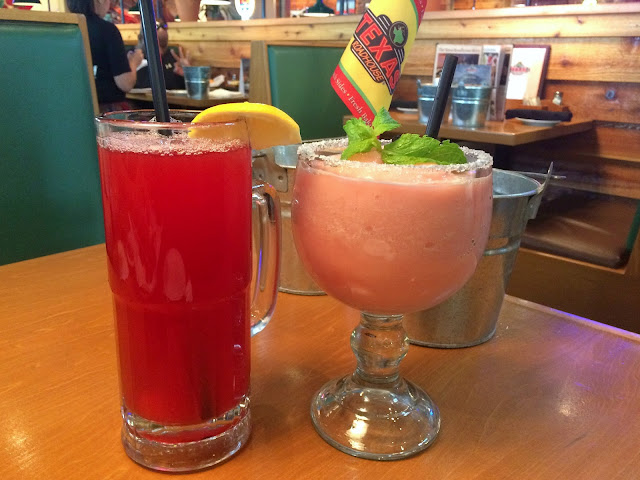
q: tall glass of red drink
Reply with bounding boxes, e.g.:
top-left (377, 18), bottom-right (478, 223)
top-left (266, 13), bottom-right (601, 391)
top-left (95, 110), bottom-right (280, 472)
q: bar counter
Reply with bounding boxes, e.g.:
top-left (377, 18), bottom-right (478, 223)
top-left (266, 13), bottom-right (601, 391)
top-left (1, 245), bottom-right (639, 479)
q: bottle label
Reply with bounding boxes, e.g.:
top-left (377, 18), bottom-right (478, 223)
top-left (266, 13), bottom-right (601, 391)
top-left (331, 0), bottom-right (427, 124)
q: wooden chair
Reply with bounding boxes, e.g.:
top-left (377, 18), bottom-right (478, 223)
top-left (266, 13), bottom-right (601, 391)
top-left (0, 9), bottom-right (103, 265)
top-left (249, 40), bottom-right (350, 141)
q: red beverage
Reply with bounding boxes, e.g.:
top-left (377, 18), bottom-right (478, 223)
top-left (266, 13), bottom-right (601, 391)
top-left (98, 132), bottom-right (252, 433)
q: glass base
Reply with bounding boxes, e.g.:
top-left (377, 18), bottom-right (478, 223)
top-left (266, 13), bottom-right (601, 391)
top-left (121, 399), bottom-right (250, 472)
top-left (310, 374), bottom-right (440, 460)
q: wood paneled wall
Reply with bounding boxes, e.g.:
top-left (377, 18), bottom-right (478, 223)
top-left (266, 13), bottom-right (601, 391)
top-left (118, 4), bottom-right (640, 121)
top-left (118, 3), bottom-right (640, 196)
top-left (288, 0), bottom-right (454, 12)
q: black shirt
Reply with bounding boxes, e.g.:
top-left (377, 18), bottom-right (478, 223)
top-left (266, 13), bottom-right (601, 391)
top-left (135, 50), bottom-right (186, 91)
top-left (85, 14), bottom-right (131, 104)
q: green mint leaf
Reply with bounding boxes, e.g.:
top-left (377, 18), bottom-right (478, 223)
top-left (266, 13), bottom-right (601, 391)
top-left (343, 117), bottom-right (375, 142)
top-left (371, 107), bottom-right (400, 136)
top-left (383, 134), bottom-right (440, 157)
top-left (381, 134), bottom-right (467, 165)
top-left (342, 117), bottom-right (381, 159)
top-left (342, 137), bottom-right (382, 160)
top-left (342, 108), bottom-right (399, 160)
top-left (428, 140), bottom-right (468, 165)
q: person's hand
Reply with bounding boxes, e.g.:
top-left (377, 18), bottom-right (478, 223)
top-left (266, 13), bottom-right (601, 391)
top-left (171, 46), bottom-right (191, 77)
top-left (128, 48), bottom-right (144, 70)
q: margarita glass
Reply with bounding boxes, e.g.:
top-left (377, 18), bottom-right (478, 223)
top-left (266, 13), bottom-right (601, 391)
top-left (291, 138), bottom-right (493, 459)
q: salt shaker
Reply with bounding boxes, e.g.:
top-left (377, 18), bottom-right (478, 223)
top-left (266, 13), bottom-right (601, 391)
top-left (552, 91), bottom-right (563, 105)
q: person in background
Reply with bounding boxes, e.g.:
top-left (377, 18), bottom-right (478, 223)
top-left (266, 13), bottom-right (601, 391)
top-left (106, 0), bottom-right (140, 24)
top-left (160, 0), bottom-right (178, 22)
top-left (134, 21), bottom-right (191, 91)
top-left (174, 0), bottom-right (199, 21)
top-left (66, 0), bottom-right (143, 112)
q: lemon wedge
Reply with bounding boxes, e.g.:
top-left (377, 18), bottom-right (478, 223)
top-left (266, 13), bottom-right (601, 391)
top-left (190, 102), bottom-right (302, 150)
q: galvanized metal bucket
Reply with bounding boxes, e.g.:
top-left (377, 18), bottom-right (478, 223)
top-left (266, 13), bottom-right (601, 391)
top-left (183, 66), bottom-right (211, 100)
top-left (417, 79), bottom-right (450, 124)
top-left (404, 168), bottom-right (551, 348)
top-left (451, 85), bottom-right (491, 128)
top-left (252, 145), bottom-right (325, 295)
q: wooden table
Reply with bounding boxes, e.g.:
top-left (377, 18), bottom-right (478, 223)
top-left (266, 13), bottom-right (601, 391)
top-left (2, 245), bottom-right (639, 479)
top-left (346, 111), bottom-right (594, 147)
top-left (126, 90), bottom-right (247, 110)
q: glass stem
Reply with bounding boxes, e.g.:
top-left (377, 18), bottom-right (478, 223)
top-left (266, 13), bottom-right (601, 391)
top-left (351, 312), bottom-right (409, 386)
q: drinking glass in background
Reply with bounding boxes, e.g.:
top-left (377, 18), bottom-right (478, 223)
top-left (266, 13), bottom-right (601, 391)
top-left (95, 111), bottom-right (280, 472)
top-left (291, 139), bottom-right (493, 459)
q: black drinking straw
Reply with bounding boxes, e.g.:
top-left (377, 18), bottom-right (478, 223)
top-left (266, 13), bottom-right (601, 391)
top-left (426, 54), bottom-right (458, 138)
top-left (138, 0), bottom-right (170, 123)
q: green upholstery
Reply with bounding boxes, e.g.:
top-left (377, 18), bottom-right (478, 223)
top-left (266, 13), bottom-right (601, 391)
top-left (626, 202), bottom-right (640, 252)
top-left (0, 18), bottom-right (104, 265)
top-left (267, 45), bottom-right (350, 141)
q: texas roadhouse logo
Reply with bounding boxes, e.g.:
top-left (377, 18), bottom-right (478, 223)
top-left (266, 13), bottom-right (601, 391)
top-left (350, 9), bottom-right (409, 95)
top-left (510, 61), bottom-right (531, 75)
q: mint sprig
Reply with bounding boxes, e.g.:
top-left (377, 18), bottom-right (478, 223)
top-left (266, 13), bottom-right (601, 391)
top-left (341, 107), bottom-right (400, 160)
top-left (342, 107), bottom-right (467, 165)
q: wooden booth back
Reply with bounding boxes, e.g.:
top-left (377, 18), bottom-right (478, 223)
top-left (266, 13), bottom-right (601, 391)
top-left (249, 41), bottom-right (350, 141)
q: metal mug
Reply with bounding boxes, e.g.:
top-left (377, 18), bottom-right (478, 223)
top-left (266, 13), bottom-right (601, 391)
top-left (252, 144), bottom-right (324, 295)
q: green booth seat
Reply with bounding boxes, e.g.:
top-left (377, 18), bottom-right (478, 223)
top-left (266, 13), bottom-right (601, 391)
top-left (0, 10), bottom-right (104, 266)
top-left (249, 41), bottom-right (351, 141)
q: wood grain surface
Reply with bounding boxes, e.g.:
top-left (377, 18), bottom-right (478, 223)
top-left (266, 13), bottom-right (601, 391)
top-left (346, 112), bottom-right (594, 147)
top-left (508, 246), bottom-right (640, 334)
top-left (116, 5), bottom-right (640, 129)
top-left (508, 130), bottom-right (640, 200)
top-left (1, 245), bottom-right (640, 479)
top-left (125, 91), bottom-right (247, 109)
top-left (117, 5), bottom-right (640, 91)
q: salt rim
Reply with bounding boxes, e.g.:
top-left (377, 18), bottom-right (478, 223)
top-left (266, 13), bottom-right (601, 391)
top-left (297, 137), bottom-right (493, 172)
top-left (98, 130), bottom-right (245, 154)
top-left (96, 110), bottom-right (202, 127)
